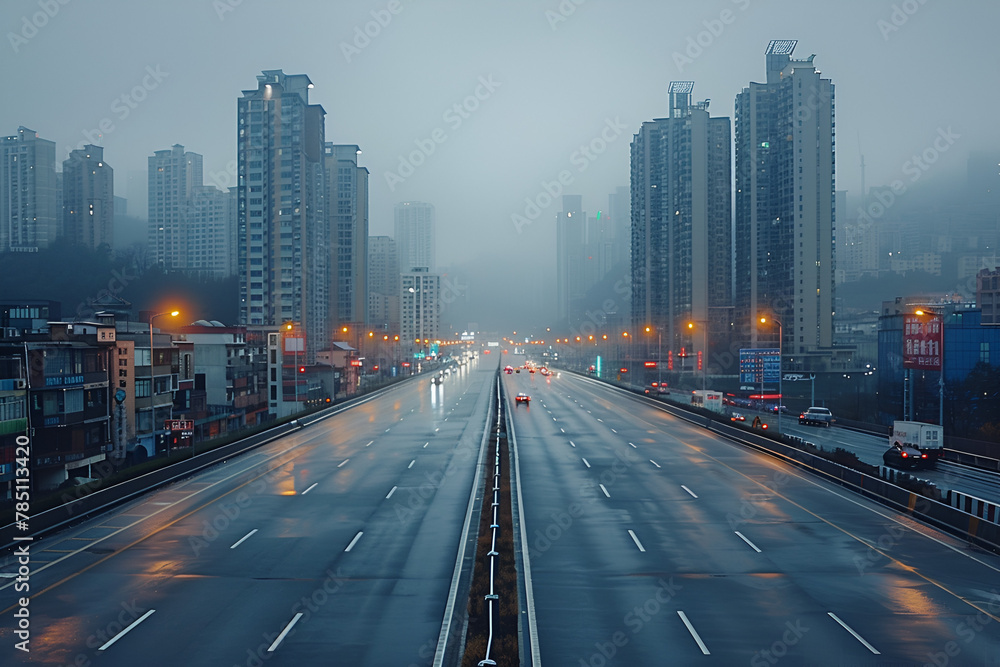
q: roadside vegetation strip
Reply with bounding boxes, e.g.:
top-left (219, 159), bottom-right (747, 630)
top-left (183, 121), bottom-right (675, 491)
top-left (461, 380), bottom-right (519, 667)
top-left (433, 373), bottom-right (500, 667)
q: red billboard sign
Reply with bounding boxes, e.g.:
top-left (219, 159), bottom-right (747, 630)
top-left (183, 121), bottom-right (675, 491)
top-left (165, 419), bottom-right (194, 436)
top-left (903, 314), bottom-right (942, 370)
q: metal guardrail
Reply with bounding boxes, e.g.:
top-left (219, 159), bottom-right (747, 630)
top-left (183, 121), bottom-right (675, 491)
top-left (565, 368), bottom-right (1000, 552)
top-left (0, 379), bottom-right (413, 552)
top-left (477, 376), bottom-right (503, 667)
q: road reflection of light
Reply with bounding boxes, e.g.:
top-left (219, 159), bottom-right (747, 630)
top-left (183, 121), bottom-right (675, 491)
top-left (274, 461), bottom-right (297, 495)
top-left (32, 615), bottom-right (86, 662)
top-left (431, 382), bottom-right (444, 408)
top-left (394, 400), bottom-right (401, 411)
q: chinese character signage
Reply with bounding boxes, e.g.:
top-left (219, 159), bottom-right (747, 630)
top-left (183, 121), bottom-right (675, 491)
top-left (740, 349), bottom-right (781, 384)
top-left (903, 315), bottom-right (942, 370)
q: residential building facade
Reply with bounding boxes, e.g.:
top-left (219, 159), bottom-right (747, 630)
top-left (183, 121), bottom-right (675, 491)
top-left (238, 70), bottom-right (329, 364)
top-left (394, 201), bottom-right (435, 272)
top-left (631, 81), bottom-right (732, 367)
top-left (1, 126), bottom-right (59, 253)
top-left (735, 41), bottom-right (836, 367)
top-left (63, 145), bottom-right (114, 250)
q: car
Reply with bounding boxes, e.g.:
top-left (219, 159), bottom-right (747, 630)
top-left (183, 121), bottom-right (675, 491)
top-left (515, 393), bottom-right (530, 405)
top-left (799, 407), bottom-right (834, 427)
top-left (504, 365), bottom-right (514, 374)
top-left (882, 442), bottom-right (929, 469)
top-left (730, 413), bottom-right (746, 422)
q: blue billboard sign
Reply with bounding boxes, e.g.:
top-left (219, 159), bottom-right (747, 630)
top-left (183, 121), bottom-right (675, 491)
top-left (739, 348), bottom-right (780, 384)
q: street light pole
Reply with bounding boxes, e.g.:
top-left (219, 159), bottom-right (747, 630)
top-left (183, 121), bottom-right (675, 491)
top-left (760, 316), bottom-right (782, 433)
top-left (149, 310), bottom-right (179, 455)
top-left (915, 309), bottom-right (945, 427)
top-left (686, 320), bottom-right (709, 391)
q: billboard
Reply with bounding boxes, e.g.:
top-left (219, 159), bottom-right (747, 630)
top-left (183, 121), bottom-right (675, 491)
top-left (903, 315), bottom-right (942, 370)
top-left (739, 349), bottom-right (781, 384)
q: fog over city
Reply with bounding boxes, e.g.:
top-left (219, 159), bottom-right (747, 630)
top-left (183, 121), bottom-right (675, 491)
top-left (4, 0), bottom-right (999, 329)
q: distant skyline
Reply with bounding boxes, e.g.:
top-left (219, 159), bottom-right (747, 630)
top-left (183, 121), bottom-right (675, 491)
top-left (4, 0), bottom-right (998, 328)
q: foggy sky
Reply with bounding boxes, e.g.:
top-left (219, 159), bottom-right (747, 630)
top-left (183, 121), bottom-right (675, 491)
top-left (4, 0), bottom-right (999, 332)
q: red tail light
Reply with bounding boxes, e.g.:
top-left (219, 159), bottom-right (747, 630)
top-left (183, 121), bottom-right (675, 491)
top-left (901, 452), bottom-right (908, 458)
top-left (761, 424), bottom-right (768, 429)
top-left (921, 453), bottom-right (928, 458)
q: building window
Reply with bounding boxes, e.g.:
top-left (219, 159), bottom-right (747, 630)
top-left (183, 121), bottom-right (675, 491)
top-left (981, 342), bottom-right (990, 364)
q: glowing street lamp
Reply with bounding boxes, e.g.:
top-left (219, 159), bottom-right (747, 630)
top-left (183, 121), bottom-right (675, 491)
top-left (914, 308), bottom-right (944, 426)
top-left (149, 310), bottom-right (179, 451)
top-left (758, 316), bottom-right (783, 432)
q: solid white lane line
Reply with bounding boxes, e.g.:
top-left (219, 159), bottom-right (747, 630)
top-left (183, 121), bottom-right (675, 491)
top-left (582, 458), bottom-right (591, 468)
top-left (408, 460), bottom-right (416, 469)
top-left (599, 484), bottom-right (611, 498)
top-left (345, 532), bottom-right (363, 552)
top-left (735, 531), bottom-right (762, 553)
top-left (386, 486), bottom-right (397, 499)
top-left (677, 611), bottom-right (710, 655)
top-left (301, 482), bottom-right (318, 495)
top-left (230, 529), bottom-right (258, 549)
top-left (365, 440), bottom-right (374, 447)
top-left (98, 609), bottom-right (156, 651)
top-left (628, 442), bottom-right (637, 448)
top-left (828, 613), bottom-right (880, 654)
top-left (338, 459), bottom-right (349, 468)
top-left (649, 460), bottom-right (661, 469)
top-left (628, 529), bottom-right (646, 552)
top-left (267, 612), bottom-right (304, 652)
top-left (681, 485), bottom-right (698, 499)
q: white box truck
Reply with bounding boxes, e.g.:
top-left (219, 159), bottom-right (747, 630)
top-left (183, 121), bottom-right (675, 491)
top-left (690, 390), bottom-right (724, 413)
top-left (890, 421), bottom-right (944, 468)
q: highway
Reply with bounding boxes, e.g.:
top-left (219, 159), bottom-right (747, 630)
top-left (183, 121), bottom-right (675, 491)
top-left (0, 360), bottom-right (492, 666)
top-left (506, 366), bottom-right (1000, 665)
top-left (739, 409), bottom-right (1000, 505)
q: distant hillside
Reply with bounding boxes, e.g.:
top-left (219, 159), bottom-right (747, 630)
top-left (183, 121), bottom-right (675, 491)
top-left (0, 240), bottom-right (238, 324)
top-left (836, 271), bottom-right (965, 311)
